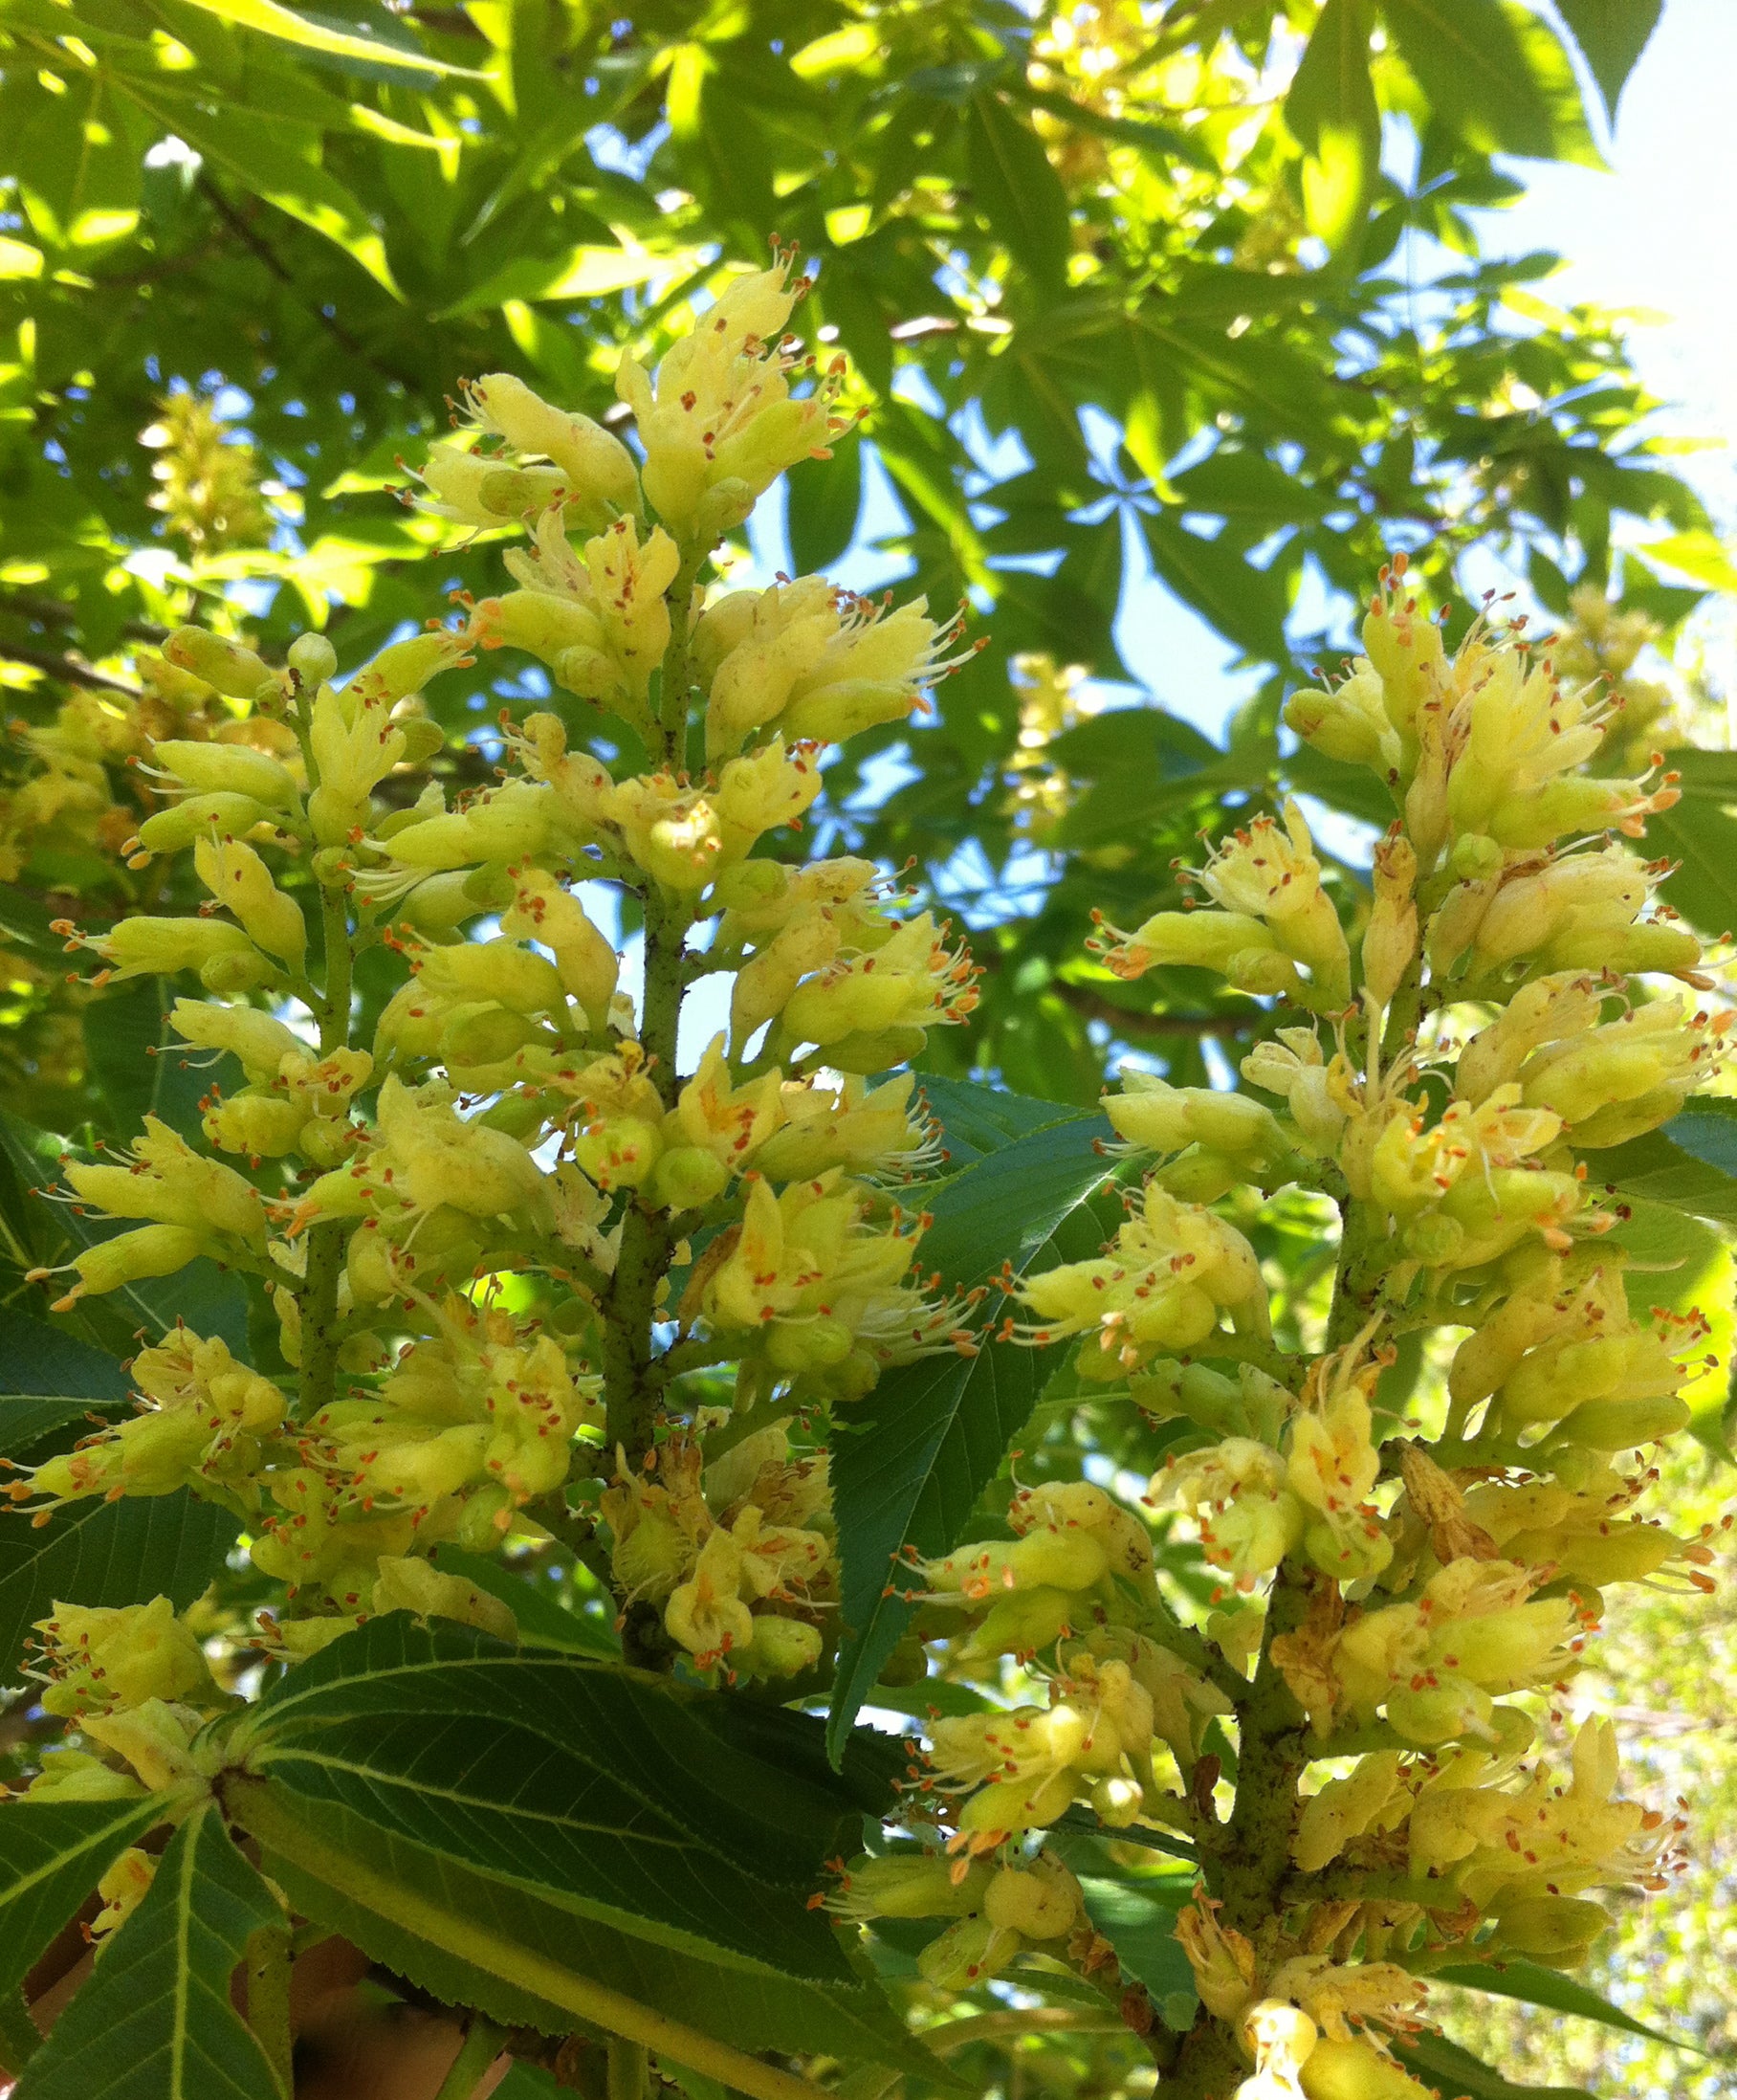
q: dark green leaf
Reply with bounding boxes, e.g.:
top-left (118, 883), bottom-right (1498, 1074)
top-left (80, 978), bottom-right (163, 1140)
top-left (235, 1780), bottom-right (955, 2082)
top-left (1381, 0), bottom-right (1560, 157)
top-left (1596, 1099), bottom-right (1737, 1229)
top-left (1285, 0), bottom-right (1380, 255)
top-left (235, 1617), bottom-right (889, 1977)
top-left (1142, 511), bottom-right (1290, 665)
top-left (1642, 747), bottom-right (1737, 937)
top-left (912, 1075), bottom-right (1083, 1169)
top-left (786, 447), bottom-right (863, 578)
top-left (1394, 2027), bottom-right (1596, 2100)
top-left (1556, 0), bottom-right (1663, 122)
top-left (0, 1492), bottom-right (239, 1690)
top-left (1075, 1874), bottom-right (1196, 2012)
top-left (827, 1113), bottom-right (1129, 1757)
top-left (0, 1794), bottom-right (169, 2003)
top-left (1434, 1956), bottom-right (1700, 2052)
top-left (0, 1309), bottom-right (129, 1406)
top-left (15, 1802), bottom-right (287, 2100)
top-left (111, 84), bottom-right (399, 293)
top-left (965, 93), bottom-right (1071, 290)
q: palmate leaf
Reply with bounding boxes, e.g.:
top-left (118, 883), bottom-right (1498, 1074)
top-left (220, 1619), bottom-right (949, 2086)
top-left (827, 1098), bottom-right (1132, 1757)
top-left (168, 0), bottom-right (482, 78)
top-left (229, 1617), bottom-right (890, 1978)
top-left (1635, 746), bottom-right (1737, 939)
top-left (1434, 1956), bottom-right (1702, 2053)
top-left (15, 1802), bottom-right (287, 2100)
top-left (0, 1794), bottom-right (171, 2006)
top-left (1598, 1098), bottom-right (1737, 1229)
top-left (0, 1492), bottom-right (240, 1691)
top-left (1394, 2028), bottom-right (1595, 2100)
top-left (1556, 0), bottom-right (1664, 122)
top-left (0, 1306), bottom-right (238, 1689)
top-left (0, 1113), bottom-right (251, 1361)
top-left (237, 1785), bottom-right (955, 2085)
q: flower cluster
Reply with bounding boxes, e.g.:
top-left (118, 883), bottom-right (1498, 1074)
top-left (15, 253), bottom-right (978, 1675)
top-left (854, 557), bottom-right (1724, 2095)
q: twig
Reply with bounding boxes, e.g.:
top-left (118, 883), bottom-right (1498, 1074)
top-left (0, 644), bottom-right (142, 696)
top-left (432, 2016), bottom-right (510, 2100)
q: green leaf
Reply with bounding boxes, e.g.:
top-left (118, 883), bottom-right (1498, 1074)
top-left (965, 93), bottom-right (1071, 291)
top-left (441, 240), bottom-right (696, 320)
top-left (82, 978), bottom-right (165, 1142)
top-left (1598, 1099), bottom-right (1737, 1228)
top-left (0, 1492), bottom-right (239, 1691)
top-left (912, 1075), bottom-right (1084, 1169)
top-left (1434, 1956), bottom-right (1701, 2052)
top-left (0, 1114), bottom-right (251, 1361)
top-left (427, 1545), bottom-right (619, 1656)
top-left (827, 1113), bottom-right (1130, 1757)
top-left (1394, 2028), bottom-right (1596, 2100)
top-left (1074, 1874), bottom-right (1196, 2013)
top-left (1638, 529), bottom-right (1737, 595)
top-left (1142, 511), bottom-right (1290, 665)
top-left (234, 1617), bottom-right (888, 1979)
top-left (15, 1802), bottom-right (288, 2100)
top-left (1285, 0), bottom-right (1380, 255)
top-left (0, 1795), bottom-right (170, 2004)
top-left (1642, 747), bottom-right (1737, 936)
top-left (112, 84), bottom-right (400, 295)
top-left (786, 446), bottom-right (863, 578)
top-left (167, 0), bottom-right (483, 77)
top-left (1380, 0), bottom-right (1560, 157)
top-left (0, 1309), bottom-right (129, 1407)
top-left (1556, 0), bottom-right (1663, 122)
top-left (233, 1780), bottom-right (956, 2084)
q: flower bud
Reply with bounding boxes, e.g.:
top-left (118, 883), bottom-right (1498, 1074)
top-left (76, 915), bottom-right (266, 986)
top-left (1106, 1072), bottom-right (1284, 1160)
top-left (203, 1089), bottom-right (309, 1158)
top-left (571, 1115), bottom-right (663, 1192)
top-left (147, 739), bottom-right (300, 807)
top-left (501, 869), bottom-right (619, 1028)
top-left (135, 792), bottom-right (274, 856)
top-left (1299, 2037), bottom-right (1433, 2100)
top-left (1490, 1894), bottom-right (1611, 1960)
top-left (194, 832), bottom-right (306, 964)
top-left (413, 937), bottom-right (567, 1019)
top-left (1550, 1393), bottom-right (1689, 1451)
top-left (1361, 829), bottom-right (1417, 1011)
top-left (372, 1556), bottom-right (518, 1643)
top-left (650, 1144), bottom-right (731, 1212)
top-left (826, 1854), bottom-right (988, 1923)
top-left (43, 1224), bottom-right (204, 1309)
top-left (462, 373), bottom-right (641, 520)
top-left (289, 632), bottom-right (338, 684)
top-left (168, 996), bottom-right (301, 1081)
top-left (744, 1614), bottom-right (823, 1677)
top-left (915, 1916), bottom-right (1023, 1990)
top-left (163, 628), bottom-right (278, 702)
top-left (984, 1864), bottom-right (1080, 1940)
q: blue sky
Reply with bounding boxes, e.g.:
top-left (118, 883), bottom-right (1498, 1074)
top-left (1116, 0), bottom-right (1737, 742)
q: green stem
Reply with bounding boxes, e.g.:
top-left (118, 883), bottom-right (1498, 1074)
top-left (296, 1217), bottom-right (346, 1426)
top-left (433, 2016), bottom-right (510, 2100)
top-left (317, 879), bottom-right (353, 1055)
top-left (286, 669), bottom-right (358, 1426)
